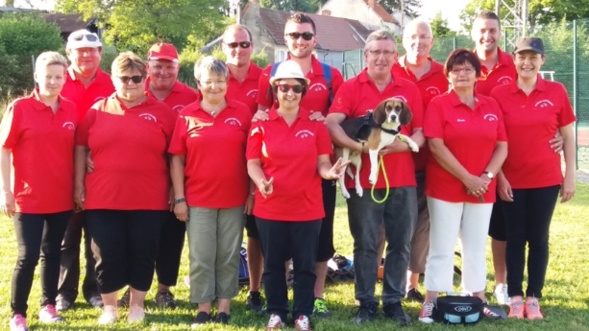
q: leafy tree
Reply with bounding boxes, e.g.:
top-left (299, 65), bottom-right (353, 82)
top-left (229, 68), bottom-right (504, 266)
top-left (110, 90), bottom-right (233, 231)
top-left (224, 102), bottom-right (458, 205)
top-left (259, 0), bottom-right (316, 12)
top-left (56, 0), bottom-right (230, 54)
top-left (430, 12), bottom-right (456, 38)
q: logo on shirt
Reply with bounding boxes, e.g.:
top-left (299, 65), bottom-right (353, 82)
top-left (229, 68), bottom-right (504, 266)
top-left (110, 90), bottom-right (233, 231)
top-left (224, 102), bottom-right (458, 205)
top-left (246, 89), bottom-right (258, 99)
top-left (185, 116), bottom-right (213, 137)
top-left (535, 99), bottom-right (554, 108)
top-left (62, 121), bottom-right (75, 130)
top-left (94, 96), bottom-right (106, 103)
top-left (483, 114), bottom-right (499, 121)
top-left (224, 117), bottom-right (242, 126)
top-left (425, 86), bottom-right (442, 95)
top-left (457, 119), bottom-right (466, 122)
top-left (295, 130), bottom-right (314, 139)
top-left (496, 76), bottom-right (513, 85)
top-left (390, 95), bottom-right (408, 103)
top-left (172, 105), bottom-right (185, 113)
top-left (309, 83), bottom-right (328, 93)
top-left (139, 113), bottom-right (157, 122)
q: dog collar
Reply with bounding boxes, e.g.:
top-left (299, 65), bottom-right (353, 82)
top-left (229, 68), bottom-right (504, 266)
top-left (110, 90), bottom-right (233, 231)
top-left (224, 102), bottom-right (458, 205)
top-left (381, 126), bottom-right (400, 135)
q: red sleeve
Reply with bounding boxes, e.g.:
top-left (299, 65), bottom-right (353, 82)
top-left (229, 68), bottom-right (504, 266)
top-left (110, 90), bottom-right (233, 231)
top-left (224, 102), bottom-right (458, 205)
top-left (316, 123), bottom-right (333, 156)
top-left (0, 102), bottom-right (20, 148)
top-left (256, 66), bottom-right (273, 108)
top-left (75, 107), bottom-right (97, 146)
top-left (328, 82), bottom-right (354, 116)
top-left (557, 84), bottom-right (577, 127)
top-left (494, 101), bottom-right (508, 142)
top-left (168, 115), bottom-right (188, 156)
top-left (246, 123), bottom-right (264, 160)
top-left (424, 97), bottom-right (445, 139)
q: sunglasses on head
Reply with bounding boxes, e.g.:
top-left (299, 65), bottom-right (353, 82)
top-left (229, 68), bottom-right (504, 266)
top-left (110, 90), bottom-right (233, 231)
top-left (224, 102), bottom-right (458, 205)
top-left (225, 41), bottom-right (251, 49)
top-left (286, 32), bottom-right (314, 41)
top-left (118, 75), bottom-right (143, 84)
top-left (277, 84), bottom-right (304, 94)
top-left (74, 33), bottom-right (99, 42)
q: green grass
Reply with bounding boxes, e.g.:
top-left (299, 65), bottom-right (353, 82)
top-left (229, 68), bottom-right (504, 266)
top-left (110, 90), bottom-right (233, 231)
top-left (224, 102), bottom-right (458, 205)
top-left (1, 184), bottom-right (588, 330)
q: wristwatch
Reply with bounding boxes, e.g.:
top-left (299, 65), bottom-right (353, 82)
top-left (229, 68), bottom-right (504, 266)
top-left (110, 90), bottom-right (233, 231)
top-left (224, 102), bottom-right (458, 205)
top-left (483, 171), bottom-right (494, 179)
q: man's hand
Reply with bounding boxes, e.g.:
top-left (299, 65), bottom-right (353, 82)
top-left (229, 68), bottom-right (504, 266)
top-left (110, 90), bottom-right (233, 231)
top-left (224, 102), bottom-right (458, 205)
top-left (549, 132), bottom-right (564, 153)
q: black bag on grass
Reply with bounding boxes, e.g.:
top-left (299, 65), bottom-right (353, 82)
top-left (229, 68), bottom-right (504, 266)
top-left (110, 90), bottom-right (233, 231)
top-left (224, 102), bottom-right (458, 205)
top-left (434, 295), bottom-right (484, 325)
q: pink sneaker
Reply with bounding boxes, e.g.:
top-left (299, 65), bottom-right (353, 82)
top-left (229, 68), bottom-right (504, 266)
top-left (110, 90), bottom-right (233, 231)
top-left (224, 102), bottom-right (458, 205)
top-left (38, 305), bottom-right (63, 323)
top-left (508, 296), bottom-right (524, 319)
top-left (9, 314), bottom-right (28, 331)
top-left (525, 297), bottom-right (543, 320)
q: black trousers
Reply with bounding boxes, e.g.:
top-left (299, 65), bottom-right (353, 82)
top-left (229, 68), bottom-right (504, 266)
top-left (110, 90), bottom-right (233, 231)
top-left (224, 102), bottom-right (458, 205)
top-left (85, 210), bottom-right (166, 293)
top-left (11, 211), bottom-right (72, 317)
top-left (256, 217), bottom-right (321, 322)
top-left (501, 185), bottom-right (560, 298)
top-left (155, 212), bottom-right (186, 287)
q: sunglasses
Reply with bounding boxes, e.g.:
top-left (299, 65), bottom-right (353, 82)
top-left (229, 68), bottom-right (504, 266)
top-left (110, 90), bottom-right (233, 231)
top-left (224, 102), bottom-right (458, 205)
top-left (277, 84), bottom-right (304, 94)
top-left (225, 41), bottom-right (251, 49)
top-left (286, 32), bottom-right (314, 41)
top-left (118, 75), bottom-right (143, 84)
top-left (73, 33), bottom-right (99, 42)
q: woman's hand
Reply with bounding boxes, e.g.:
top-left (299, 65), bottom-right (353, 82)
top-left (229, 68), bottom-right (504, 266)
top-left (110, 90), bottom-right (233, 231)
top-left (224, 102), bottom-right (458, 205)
top-left (74, 184), bottom-right (85, 210)
top-left (549, 132), bottom-right (564, 153)
top-left (325, 157), bottom-right (351, 180)
top-left (244, 193), bottom-right (254, 215)
top-left (257, 177), bottom-right (274, 198)
top-left (308, 111), bottom-right (325, 122)
top-left (252, 110), bottom-right (269, 122)
top-left (174, 201), bottom-right (189, 222)
top-left (463, 174), bottom-right (488, 198)
top-left (497, 175), bottom-right (513, 202)
top-left (1, 190), bottom-right (15, 217)
top-left (560, 174), bottom-right (576, 203)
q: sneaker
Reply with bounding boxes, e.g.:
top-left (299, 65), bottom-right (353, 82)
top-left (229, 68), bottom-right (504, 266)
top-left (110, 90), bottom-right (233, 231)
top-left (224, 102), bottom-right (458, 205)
top-left (266, 314), bottom-right (283, 330)
top-left (494, 283), bottom-right (511, 305)
top-left (246, 291), bottom-right (265, 313)
top-left (294, 315), bottom-right (312, 331)
top-left (383, 301), bottom-right (411, 325)
top-left (508, 296), bottom-right (524, 319)
top-left (353, 301), bottom-right (378, 324)
top-left (55, 297), bottom-right (73, 312)
top-left (154, 290), bottom-right (177, 309)
top-left (38, 304), bottom-right (63, 323)
top-left (118, 288), bottom-right (130, 308)
top-left (214, 312), bottom-right (230, 325)
top-left (406, 288), bottom-right (425, 302)
top-left (9, 314), bottom-right (28, 331)
top-left (127, 305), bottom-right (145, 323)
top-left (483, 303), bottom-right (506, 320)
top-left (190, 312), bottom-right (211, 328)
top-left (418, 301), bottom-right (435, 324)
top-left (313, 297), bottom-right (331, 318)
top-left (524, 297), bottom-right (543, 320)
top-left (98, 305), bottom-right (118, 325)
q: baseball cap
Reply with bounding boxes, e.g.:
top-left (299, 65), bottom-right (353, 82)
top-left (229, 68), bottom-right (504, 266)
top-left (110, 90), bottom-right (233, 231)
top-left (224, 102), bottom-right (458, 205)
top-left (148, 43), bottom-right (179, 62)
top-left (269, 60), bottom-right (310, 85)
top-left (66, 29), bottom-right (102, 49)
top-left (513, 37), bottom-right (545, 55)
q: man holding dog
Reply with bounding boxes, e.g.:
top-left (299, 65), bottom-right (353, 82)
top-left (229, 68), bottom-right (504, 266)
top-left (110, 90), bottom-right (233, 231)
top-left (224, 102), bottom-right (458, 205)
top-left (325, 29), bottom-right (424, 325)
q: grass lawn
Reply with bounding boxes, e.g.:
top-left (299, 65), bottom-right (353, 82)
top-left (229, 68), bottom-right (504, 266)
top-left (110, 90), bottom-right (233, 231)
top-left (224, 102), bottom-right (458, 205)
top-left (0, 183), bottom-right (588, 330)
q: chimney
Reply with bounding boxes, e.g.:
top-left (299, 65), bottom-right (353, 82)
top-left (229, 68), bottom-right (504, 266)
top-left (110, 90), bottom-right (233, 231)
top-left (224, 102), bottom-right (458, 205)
top-left (321, 9), bottom-right (332, 16)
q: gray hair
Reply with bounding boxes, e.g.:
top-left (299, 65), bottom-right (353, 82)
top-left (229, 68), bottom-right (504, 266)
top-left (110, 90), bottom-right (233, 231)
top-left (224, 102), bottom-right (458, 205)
top-left (35, 51), bottom-right (68, 72)
top-left (194, 56), bottom-right (228, 82)
top-left (403, 18), bottom-right (433, 40)
top-left (364, 29), bottom-right (396, 52)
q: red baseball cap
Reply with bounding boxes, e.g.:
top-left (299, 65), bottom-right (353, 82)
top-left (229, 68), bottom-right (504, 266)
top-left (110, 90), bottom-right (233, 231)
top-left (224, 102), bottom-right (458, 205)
top-left (148, 43), bottom-right (179, 62)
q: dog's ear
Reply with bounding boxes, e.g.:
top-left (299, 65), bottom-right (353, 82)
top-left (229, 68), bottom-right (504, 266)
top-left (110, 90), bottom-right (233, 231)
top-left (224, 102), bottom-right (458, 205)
top-left (399, 101), bottom-right (413, 125)
top-left (372, 100), bottom-right (388, 124)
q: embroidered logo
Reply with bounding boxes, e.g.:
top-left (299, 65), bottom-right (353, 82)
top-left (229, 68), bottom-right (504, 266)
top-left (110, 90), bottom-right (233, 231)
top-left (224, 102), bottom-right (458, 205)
top-left (246, 89), bottom-right (259, 98)
top-left (172, 105), bottom-right (185, 113)
top-left (457, 119), bottom-right (466, 122)
top-left (62, 121), bottom-right (75, 130)
top-left (138, 113), bottom-right (157, 122)
top-left (224, 117), bottom-right (242, 126)
top-left (483, 114), bottom-right (499, 121)
top-left (309, 82), bottom-right (328, 93)
top-left (535, 99), bottom-right (554, 108)
top-left (295, 130), bottom-right (314, 138)
top-left (496, 76), bottom-right (513, 85)
top-left (185, 116), bottom-right (213, 137)
top-left (425, 86), bottom-right (442, 95)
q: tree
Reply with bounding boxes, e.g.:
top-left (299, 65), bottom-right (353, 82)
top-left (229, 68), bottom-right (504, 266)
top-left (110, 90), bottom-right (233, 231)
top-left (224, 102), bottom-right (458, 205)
top-left (259, 0), bottom-right (316, 12)
top-left (380, 0), bottom-right (422, 18)
top-left (430, 12), bottom-right (456, 38)
top-left (56, 0), bottom-right (230, 54)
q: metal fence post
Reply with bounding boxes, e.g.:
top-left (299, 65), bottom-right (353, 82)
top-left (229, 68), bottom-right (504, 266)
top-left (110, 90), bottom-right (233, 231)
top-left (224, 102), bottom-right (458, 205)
top-left (574, 20), bottom-right (579, 169)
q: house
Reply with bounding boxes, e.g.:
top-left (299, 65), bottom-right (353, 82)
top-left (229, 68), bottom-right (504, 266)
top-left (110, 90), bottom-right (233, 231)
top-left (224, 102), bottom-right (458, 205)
top-left (317, 0), bottom-right (401, 34)
top-left (241, 1), bottom-right (373, 78)
top-left (43, 13), bottom-right (100, 41)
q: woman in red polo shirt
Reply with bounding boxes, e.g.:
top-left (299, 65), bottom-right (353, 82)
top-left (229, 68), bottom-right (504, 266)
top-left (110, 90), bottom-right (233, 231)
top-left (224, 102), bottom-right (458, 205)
top-left (1, 52), bottom-right (76, 331)
top-left (74, 52), bottom-right (176, 325)
top-left (490, 37), bottom-right (576, 320)
top-left (169, 56), bottom-right (252, 327)
top-left (419, 48), bottom-right (508, 323)
top-left (247, 60), bottom-right (347, 331)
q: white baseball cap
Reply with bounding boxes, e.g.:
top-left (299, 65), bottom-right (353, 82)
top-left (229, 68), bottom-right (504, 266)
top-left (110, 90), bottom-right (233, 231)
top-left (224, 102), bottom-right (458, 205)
top-left (66, 29), bottom-right (102, 49)
top-left (269, 60), bottom-right (310, 85)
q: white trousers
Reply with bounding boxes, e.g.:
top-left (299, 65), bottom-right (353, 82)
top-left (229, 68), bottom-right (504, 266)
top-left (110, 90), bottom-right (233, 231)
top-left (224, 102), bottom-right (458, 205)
top-left (425, 197), bottom-right (492, 293)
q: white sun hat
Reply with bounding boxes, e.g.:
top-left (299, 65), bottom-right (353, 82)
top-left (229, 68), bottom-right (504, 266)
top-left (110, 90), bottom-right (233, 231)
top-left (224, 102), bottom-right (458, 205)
top-left (269, 60), bottom-right (311, 85)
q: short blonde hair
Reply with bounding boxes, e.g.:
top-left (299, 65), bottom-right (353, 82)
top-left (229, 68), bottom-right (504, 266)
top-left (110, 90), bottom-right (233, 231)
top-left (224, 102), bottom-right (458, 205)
top-left (35, 51), bottom-right (68, 72)
top-left (111, 51), bottom-right (147, 77)
top-left (194, 56), bottom-right (228, 83)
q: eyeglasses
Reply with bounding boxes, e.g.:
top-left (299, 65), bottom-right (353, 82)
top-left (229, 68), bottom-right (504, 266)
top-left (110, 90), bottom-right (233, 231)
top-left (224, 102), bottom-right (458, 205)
top-left (225, 41), bottom-right (251, 49)
top-left (450, 67), bottom-right (475, 75)
top-left (73, 33), bottom-right (99, 42)
top-left (286, 32), bottom-right (314, 41)
top-left (367, 50), bottom-right (396, 57)
top-left (277, 84), bottom-right (304, 94)
top-left (118, 75), bottom-right (143, 84)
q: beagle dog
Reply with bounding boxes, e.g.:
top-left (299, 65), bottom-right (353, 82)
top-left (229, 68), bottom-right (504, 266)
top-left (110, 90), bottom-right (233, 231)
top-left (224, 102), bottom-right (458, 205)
top-left (337, 98), bottom-right (419, 198)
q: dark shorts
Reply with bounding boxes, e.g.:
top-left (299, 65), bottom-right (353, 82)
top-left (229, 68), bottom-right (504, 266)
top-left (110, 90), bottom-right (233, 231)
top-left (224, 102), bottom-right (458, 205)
top-left (244, 214), bottom-right (259, 239)
top-left (488, 198), bottom-right (507, 241)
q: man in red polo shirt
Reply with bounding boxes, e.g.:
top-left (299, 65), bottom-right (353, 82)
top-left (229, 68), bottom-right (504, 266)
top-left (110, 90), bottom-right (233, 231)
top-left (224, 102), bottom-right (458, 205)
top-left (391, 18), bottom-right (448, 303)
top-left (255, 12), bottom-right (344, 318)
top-left (326, 29), bottom-right (424, 326)
top-left (57, 29), bottom-right (115, 312)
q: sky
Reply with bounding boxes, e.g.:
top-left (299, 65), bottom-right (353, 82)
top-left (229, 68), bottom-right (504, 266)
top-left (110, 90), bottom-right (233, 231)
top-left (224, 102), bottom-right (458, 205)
top-left (416, 0), bottom-right (471, 32)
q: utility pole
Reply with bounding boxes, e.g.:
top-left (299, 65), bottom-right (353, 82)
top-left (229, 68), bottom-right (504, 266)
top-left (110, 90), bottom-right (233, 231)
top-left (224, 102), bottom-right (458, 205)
top-left (495, 0), bottom-right (529, 49)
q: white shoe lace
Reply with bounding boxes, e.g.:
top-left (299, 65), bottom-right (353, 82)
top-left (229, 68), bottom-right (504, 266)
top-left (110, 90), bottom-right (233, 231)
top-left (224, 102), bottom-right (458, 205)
top-left (419, 302), bottom-right (434, 322)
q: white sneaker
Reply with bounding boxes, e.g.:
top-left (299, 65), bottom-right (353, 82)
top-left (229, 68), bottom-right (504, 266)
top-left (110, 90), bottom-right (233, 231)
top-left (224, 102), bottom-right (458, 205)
top-left (98, 305), bottom-right (118, 325)
top-left (494, 284), bottom-right (511, 305)
top-left (127, 305), bottom-right (145, 323)
top-left (38, 304), bottom-right (63, 323)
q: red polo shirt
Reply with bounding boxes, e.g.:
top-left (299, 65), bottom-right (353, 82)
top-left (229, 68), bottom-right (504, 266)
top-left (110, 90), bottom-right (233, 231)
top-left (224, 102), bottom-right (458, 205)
top-left (475, 48), bottom-right (516, 96)
top-left (257, 55), bottom-right (344, 116)
top-left (490, 77), bottom-right (576, 189)
top-left (61, 67), bottom-right (115, 121)
top-left (0, 90), bottom-right (77, 213)
top-left (146, 78), bottom-right (198, 114)
top-left (75, 94), bottom-right (176, 211)
top-left (329, 69), bottom-right (424, 189)
top-left (424, 91), bottom-right (507, 203)
top-left (226, 62), bottom-right (262, 115)
top-left (168, 100), bottom-right (251, 208)
top-left (392, 57), bottom-right (449, 171)
top-left (246, 107), bottom-right (332, 221)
